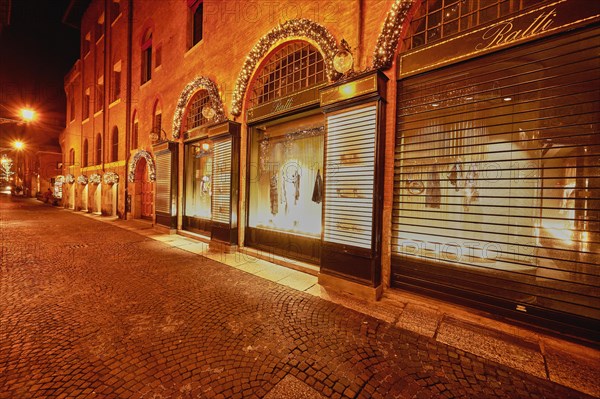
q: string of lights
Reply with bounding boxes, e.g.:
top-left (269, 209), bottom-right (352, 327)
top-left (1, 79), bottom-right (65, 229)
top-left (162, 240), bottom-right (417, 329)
top-left (231, 18), bottom-right (340, 116)
top-left (172, 76), bottom-right (226, 139)
top-left (372, 0), bottom-right (414, 69)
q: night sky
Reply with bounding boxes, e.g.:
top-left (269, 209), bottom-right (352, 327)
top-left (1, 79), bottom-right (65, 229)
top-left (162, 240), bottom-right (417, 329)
top-left (0, 0), bottom-right (80, 144)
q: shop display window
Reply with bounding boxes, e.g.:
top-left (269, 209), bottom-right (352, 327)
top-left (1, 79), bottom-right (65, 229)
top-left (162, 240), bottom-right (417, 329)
top-left (248, 115), bottom-right (324, 237)
top-left (184, 140), bottom-right (212, 219)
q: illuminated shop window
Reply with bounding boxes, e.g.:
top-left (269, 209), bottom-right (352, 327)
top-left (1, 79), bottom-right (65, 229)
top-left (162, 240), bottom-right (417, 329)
top-left (248, 115), bottom-right (325, 237)
top-left (248, 41), bottom-right (325, 108)
top-left (184, 140), bottom-right (212, 220)
top-left (402, 0), bottom-right (545, 51)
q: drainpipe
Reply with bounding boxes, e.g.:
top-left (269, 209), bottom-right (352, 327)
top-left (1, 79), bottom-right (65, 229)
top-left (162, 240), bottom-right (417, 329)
top-left (123, 0), bottom-right (133, 220)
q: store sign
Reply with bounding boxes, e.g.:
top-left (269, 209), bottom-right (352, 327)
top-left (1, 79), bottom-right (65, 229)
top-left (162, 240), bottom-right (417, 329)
top-left (398, 0), bottom-right (600, 78)
top-left (247, 85), bottom-right (324, 123)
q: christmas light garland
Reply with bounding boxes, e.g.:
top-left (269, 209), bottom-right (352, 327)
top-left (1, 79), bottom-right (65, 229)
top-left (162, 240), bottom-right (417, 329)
top-left (89, 173), bottom-right (102, 185)
top-left (55, 175), bottom-right (65, 184)
top-left (172, 76), bottom-right (226, 139)
top-left (128, 150), bottom-right (156, 183)
top-left (65, 174), bottom-right (75, 184)
top-left (372, 0), bottom-right (415, 70)
top-left (77, 175), bottom-right (88, 185)
top-left (231, 18), bottom-right (340, 116)
top-left (103, 172), bottom-right (119, 185)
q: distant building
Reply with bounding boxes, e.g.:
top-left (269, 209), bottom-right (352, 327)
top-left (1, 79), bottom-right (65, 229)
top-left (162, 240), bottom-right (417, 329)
top-left (61, 0), bottom-right (600, 341)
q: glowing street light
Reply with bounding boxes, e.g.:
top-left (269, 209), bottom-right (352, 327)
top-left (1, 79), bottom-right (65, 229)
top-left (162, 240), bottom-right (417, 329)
top-left (0, 107), bottom-right (36, 125)
top-left (13, 140), bottom-right (25, 150)
top-left (20, 109), bottom-right (35, 122)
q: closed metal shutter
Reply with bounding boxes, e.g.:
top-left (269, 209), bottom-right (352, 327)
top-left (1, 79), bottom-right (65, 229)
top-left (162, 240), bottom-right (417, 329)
top-left (392, 27), bottom-right (599, 329)
top-left (324, 105), bottom-right (377, 249)
top-left (212, 138), bottom-right (232, 224)
top-left (155, 151), bottom-right (172, 214)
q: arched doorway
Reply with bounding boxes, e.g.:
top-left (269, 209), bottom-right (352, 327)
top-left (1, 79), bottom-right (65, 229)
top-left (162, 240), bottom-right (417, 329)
top-left (135, 157), bottom-right (153, 219)
top-left (81, 185), bottom-right (88, 212)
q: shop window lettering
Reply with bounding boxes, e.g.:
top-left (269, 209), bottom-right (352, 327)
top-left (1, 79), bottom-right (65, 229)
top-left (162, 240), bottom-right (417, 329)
top-left (273, 97), bottom-right (294, 113)
top-left (476, 9), bottom-right (556, 51)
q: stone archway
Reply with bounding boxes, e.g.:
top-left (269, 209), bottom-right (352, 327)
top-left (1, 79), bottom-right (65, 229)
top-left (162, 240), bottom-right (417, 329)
top-left (129, 150), bottom-right (156, 219)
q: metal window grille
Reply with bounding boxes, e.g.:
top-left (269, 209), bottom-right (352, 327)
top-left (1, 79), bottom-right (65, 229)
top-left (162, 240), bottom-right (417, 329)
top-left (392, 27), bottom-right (600, 323)
top-left (248, 42), bottom-right (326, 108)
top-left (186, 90), bottom-right (211, 130)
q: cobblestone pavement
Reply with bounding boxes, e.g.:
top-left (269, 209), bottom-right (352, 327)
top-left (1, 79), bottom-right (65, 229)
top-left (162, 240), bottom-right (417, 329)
top-left (0, 196), bottom-right (595, 399)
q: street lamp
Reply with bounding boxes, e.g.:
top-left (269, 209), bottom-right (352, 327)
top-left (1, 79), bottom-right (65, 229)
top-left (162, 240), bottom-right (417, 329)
top-left (0, 108), bottom-right (36, 125)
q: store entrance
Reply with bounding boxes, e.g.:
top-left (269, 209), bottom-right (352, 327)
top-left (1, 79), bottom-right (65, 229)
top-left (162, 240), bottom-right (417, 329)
top-left (135, 158), bottom-right (153, 220)
top-left (246, 112), bottom-right (324, 264)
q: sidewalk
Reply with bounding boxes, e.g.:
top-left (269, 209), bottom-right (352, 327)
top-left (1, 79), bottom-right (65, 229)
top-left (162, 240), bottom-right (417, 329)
top-left (72, 211), bottom-right (600, 398)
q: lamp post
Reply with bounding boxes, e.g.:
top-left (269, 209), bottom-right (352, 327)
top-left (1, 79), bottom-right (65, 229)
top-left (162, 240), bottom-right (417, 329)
top-left (13, 140), bottom-right (25, 194)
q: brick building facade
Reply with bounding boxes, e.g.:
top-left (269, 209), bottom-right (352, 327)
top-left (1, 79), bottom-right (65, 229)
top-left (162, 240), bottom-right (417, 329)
top-left (60, 0), bottom-right (599, 340)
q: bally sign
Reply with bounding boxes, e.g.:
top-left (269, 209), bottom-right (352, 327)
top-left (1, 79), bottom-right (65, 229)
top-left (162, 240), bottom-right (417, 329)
top-left (399, 0), bottom-right (600, 78)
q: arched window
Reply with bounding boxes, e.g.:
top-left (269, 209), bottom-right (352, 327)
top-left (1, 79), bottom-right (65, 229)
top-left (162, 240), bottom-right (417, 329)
top-left (111, 127), bottom-right (119, 162)
top-left (69, 148), bottom-right (75, 165)
top-left (248, 41), bottom-right (325, 108)
top-left (185, 90), bottom-right (211, 130)
top-left (83, 139), bottom-right (89, 166)
top-left (402, 0), bottom-right (532, 51)
top-left (95, 133), bottom-right (102, 165)
top-left (141, 29), bottom-right (152, 84)
top-left (131, 111), bottom-right (139, 150)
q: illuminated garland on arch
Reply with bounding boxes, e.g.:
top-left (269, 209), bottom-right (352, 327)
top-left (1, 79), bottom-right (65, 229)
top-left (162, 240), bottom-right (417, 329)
top-left (103, 172), bottom-right (119, 185)
top-left (372, 0), bottom-right (415, 69)
top-left (89, 173), bottom-right (102, 185)
top-left (77, 175), bottom-right (88, 185)
top-left (172, 76), bottom-right (226, 139)
top-left (65, 174), bottom-right (75, 184)
top-left (128, 150), bottom-right (156, 183)
top-left (231, 18), bottom-right (340, 116)
top-left (55, 175), bottom-right (65, 184)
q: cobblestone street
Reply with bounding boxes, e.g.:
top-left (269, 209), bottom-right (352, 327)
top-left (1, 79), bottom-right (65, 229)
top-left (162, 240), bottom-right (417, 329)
top-left (0, 196), bottom-right (595, 399)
